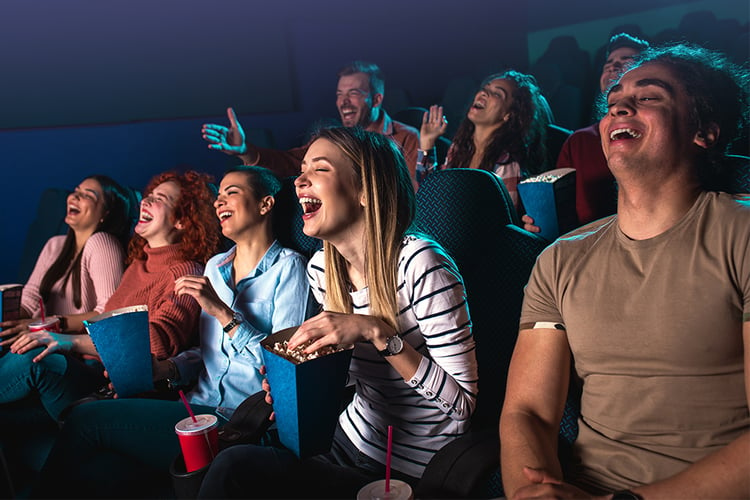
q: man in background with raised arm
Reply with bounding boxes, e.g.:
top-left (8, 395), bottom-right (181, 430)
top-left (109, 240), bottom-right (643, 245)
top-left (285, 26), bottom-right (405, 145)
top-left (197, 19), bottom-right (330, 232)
top-left (202, 60), bottom-right (420, 190)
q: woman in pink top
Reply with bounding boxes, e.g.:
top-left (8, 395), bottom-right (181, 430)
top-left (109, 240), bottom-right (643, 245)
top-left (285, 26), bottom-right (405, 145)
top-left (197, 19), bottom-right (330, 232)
top-left (0, 175), bottom-right (131, 348)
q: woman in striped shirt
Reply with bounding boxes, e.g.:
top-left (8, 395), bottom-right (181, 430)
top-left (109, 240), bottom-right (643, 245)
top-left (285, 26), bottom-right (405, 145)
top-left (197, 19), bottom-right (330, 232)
top-left (199, 126), bottom-right (478, 498)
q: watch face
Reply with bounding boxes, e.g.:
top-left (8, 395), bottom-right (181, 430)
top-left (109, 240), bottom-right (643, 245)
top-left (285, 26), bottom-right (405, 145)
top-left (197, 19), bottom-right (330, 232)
top-left (387, 335), bottom-right (404, 355)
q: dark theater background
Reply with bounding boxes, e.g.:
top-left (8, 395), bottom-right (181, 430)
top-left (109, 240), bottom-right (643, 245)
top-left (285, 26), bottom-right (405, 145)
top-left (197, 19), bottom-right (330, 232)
top-left (0, 0), bottom-right (747, 284)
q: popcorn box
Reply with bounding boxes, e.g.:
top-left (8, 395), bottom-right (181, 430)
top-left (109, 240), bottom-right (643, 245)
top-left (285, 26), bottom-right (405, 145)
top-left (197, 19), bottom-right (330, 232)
top-left (84, 305), bottom-right (154, 397)
top-left (261, 326), bottom-right (354, 458)
top-left (518, 167), bottom-right (577, 241)
top-left (0, 284), bottom-right (23, 322)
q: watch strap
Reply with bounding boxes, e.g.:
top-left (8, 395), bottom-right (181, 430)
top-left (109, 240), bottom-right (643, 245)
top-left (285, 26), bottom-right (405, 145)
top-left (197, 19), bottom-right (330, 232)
top-left (223, 312), bottom-right (241, 333)
top-left (378, 335), bottom-right (403, 356)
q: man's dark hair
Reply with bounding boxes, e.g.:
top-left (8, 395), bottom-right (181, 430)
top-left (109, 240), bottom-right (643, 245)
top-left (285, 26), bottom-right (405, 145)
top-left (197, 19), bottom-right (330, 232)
top-left (606, 33), bottom-right (649, 59)
top-left (337, 61), bottom-right (385, 96)
top-left (643, 44), bottom-right (748, 159)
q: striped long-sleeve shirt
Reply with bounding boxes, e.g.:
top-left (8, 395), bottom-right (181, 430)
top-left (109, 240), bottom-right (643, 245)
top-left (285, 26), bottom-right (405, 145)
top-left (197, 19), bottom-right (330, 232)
top-left (307, 235), bottom-right (478, 478)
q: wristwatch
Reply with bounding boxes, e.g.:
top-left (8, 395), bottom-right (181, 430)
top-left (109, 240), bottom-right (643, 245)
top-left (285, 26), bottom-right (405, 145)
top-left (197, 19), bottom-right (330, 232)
top-left (378, 335), bottom-right (404, 356)
top-left (611, 490), bottom-right (642, 500)
top-left (222, 311), bottom-right (242, 333)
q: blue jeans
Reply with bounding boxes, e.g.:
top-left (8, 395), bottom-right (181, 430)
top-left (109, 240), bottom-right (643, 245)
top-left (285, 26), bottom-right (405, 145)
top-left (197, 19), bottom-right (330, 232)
top-left (198, 424), bottom-right (419, 499)
top-left (35, 398), bottom-right (216, 498)
top-left (0, 348), bottom-right (105, 420)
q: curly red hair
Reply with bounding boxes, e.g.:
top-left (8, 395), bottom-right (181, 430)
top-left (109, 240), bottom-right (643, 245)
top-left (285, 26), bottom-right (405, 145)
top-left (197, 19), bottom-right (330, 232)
top-left (127, 170), bottom-right (221, 265)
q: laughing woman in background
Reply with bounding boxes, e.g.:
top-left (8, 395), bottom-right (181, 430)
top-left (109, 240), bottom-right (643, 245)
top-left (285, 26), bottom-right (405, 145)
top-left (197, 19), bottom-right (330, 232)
top-left (417, 70), bottom-right (550, 211)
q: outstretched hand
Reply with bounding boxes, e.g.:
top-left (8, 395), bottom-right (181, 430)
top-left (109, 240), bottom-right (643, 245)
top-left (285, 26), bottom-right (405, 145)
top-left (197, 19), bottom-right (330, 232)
top-left (420, 105), bottom-right (448, 151)
top-left (202, 107), bottom-right (247, 156)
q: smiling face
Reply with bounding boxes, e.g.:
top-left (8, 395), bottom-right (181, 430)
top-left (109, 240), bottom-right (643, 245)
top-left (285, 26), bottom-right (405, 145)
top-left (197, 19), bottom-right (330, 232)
top-left (134, 180), bottom-right (183, 247)
top-left (295, 138), bottom-right (364, 246)
top-left (467, 78), bottom-right (516, 129)
top-left (600, 46), bottom-right (641, 93)
top-left (599, 62), bottom-right (707, 179)
top-left (214, 171), bottom-right (271, 243)
top-left (336, 73), bottom-right (381, 128)
top-left (65, 178), bottom-right (107, 235)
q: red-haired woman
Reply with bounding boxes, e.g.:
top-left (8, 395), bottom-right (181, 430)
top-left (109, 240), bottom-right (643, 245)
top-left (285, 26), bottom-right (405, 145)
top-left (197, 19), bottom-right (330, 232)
top-left (6, 171), bottom-right (221, 420)
top-left (103, 170), bottom-right (222, 358)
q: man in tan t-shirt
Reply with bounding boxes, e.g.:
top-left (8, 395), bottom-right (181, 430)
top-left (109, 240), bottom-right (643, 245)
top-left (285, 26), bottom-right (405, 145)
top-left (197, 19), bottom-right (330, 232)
top-left (500, 44), bottom-right (750, 499)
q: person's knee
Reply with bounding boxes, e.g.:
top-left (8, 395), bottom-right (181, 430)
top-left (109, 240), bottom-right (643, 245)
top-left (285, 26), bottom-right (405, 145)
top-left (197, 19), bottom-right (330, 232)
top-left (200, 444), bottom-right (297, 497)
top-left (209, 444), bottom-right (262, 476)
top-left (28, 350), bottom-right (69, 380)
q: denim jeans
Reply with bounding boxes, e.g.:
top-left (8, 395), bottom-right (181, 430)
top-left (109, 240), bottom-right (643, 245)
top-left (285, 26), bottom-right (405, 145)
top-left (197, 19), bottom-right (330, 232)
top-left (0, 348), bottom-right (105, 420)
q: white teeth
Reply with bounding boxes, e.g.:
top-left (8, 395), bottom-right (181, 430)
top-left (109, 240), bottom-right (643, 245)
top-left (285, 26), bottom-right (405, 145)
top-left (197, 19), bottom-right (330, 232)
top-left (299, 197), bottom-right (322, 214)
top-left (610, 128), bottom-right (642, 140)
top-left (298, 197), bottom-right (321, 206)
top-left (139, 212), bottom-right (153, 222)
top-left (218, 211), bottom-right (232, 220)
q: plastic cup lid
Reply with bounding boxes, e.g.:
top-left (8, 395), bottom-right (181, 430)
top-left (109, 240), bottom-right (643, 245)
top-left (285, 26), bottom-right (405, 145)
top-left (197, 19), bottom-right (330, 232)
top-left (29, 318), bottom-right (59, 328)
top-left (175, 414), bottom-right (218, 435)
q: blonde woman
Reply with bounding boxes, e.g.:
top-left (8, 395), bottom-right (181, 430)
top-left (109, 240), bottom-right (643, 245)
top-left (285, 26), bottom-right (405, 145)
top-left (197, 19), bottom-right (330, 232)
top-left (199, 127), bottom-right (478, 498)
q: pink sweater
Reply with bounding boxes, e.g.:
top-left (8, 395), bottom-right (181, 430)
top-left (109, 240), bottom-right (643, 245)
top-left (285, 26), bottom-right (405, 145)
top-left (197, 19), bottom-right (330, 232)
top-left (22, 232), bottom-right (125, 318)
top-left (104, 244), bottom-right (204, 359)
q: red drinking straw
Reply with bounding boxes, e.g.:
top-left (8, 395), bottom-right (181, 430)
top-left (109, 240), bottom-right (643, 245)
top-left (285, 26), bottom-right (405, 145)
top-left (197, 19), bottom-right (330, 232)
top-left (39, 298), bottom-right (45, 322)
top-left (179, 389), bottom-right (197, 423)
top-left (385, 425), bottom-right (393, 493)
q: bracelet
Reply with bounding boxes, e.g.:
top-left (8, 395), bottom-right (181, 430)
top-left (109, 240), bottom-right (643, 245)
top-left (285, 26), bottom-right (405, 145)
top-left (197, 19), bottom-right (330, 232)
top-left (167, 359), bottom-right (178, 380)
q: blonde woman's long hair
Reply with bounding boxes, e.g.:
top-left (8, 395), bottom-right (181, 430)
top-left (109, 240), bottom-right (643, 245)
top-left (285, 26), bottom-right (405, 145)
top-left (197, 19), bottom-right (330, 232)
top-left (314, 127), bottom-right (415, 330)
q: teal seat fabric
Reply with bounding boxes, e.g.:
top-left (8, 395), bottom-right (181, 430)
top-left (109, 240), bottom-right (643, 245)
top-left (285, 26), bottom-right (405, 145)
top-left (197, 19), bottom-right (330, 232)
top-left (17, 188), bottom-right (70, 283)
top-left (412, 169), bottom-right (548, 498)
